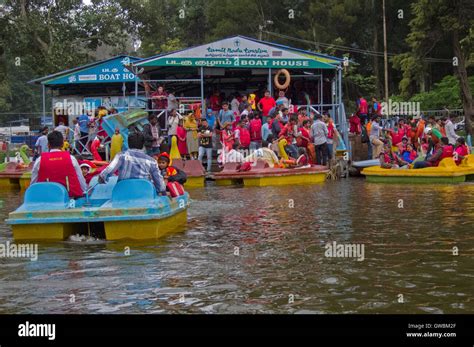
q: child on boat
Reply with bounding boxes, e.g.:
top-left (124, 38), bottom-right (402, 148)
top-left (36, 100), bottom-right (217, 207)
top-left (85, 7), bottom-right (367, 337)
top-left (156, 152), bottom-right (187, 185)
top-left (379, 143), bottom-right (409, 169)
top-left (400, 144), bottom-right (417, 164)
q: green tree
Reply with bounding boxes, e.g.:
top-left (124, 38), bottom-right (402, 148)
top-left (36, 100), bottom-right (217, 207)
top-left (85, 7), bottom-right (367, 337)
top-left (394, 0), bottom-right (474, 136)
top-left (0, 0), bottom-right (131, 117)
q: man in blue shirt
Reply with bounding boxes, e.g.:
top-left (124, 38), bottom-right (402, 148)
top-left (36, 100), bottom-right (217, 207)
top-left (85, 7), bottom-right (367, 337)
top-left (261, 117), bottom-right (272, 146)
top-left (217, 102), bottom-right (235, 129)
top-left (99, 131), bottom-right (166, 194)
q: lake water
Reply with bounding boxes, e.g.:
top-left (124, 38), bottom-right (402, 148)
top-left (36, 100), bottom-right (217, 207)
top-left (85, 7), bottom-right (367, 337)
top-left (0, 179), bottom-right (472, 314)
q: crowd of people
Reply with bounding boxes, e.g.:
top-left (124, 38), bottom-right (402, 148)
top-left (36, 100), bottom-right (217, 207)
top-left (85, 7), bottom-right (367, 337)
top-left (149, 88), bottom-right (342, 172)
top-left (31, 128), bottom-right (187, 199)
top-left (29, 88), bottom-right (471, 201)
top-left (348, 96), bottom-right (469, 169)
top-left (29, 86), bottom-right (345, 199)
top-left (35, 105), bottom-right (113, 162)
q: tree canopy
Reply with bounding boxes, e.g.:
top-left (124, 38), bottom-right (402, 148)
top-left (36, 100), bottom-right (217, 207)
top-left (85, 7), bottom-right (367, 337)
top-left (0, 0), bottom-right (472, 132)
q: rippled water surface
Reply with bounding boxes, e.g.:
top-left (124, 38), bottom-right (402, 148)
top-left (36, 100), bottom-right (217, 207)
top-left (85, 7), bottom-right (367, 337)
top-left (0, 179), bottom-right (472, 314)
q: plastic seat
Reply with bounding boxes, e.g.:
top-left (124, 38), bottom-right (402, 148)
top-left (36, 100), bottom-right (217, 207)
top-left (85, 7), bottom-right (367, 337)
top-left (172, 159), bottom-right (184, 171)
top-left (221, 162), bottom-right (239, 172)
top-left (253, 160), bottom-right (267, 169)
top-left (5, 162), bottom-right (17, 172)
top-left (112, 179), bottom-right (156, 207)
top-left (183, 159), bottom-right (205, 176)
top-left (89, 176), bottom-right (118, 201)
top-left (460, 154), bottom-right (474, 167)
top-left (24, 182), bottom-right (69, 210)
top-left (438, 157), bottom-right (456, 168)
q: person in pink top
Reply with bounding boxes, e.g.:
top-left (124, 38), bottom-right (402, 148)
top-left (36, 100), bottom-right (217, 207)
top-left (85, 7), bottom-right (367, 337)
top-left (176, 119), bottom-right (188, 157)
top-left (454, 137), bottom-right (469, 165)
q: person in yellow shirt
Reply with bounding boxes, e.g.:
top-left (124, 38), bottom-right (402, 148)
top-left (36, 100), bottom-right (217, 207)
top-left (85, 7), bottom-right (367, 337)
top-left (184, 112), bottom-right (199, 159)
top-left (110, 128), bottom-right (124, 160)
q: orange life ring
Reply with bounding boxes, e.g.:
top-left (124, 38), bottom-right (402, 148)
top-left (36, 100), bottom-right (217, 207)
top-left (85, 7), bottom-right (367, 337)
top-left (274, 69), bottom-right (291, 90)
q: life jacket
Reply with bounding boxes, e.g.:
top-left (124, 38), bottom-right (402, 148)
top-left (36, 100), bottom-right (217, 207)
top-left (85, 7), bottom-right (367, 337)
top-left (433, 145), bottom-right (454, 166)
top-left (37, 151), bottom-right (83, 198)
top-left (359, 99), bottom-right (368, 114)
top-left (415, 120), bottom-right (425, 139)
top-left (327, 122), bottom-right (335, 139)
top-left (222, 130), bottom-right (234, 150)
top-left (383, 152), bottom-right (393, 164)
top-left (165, 166), bottom-right (178, 177)
top-left (296, 127), bottom-right (309, 147)
top-left (166, 181), bottom-right (185, 197)
top-left (391, 130), bottom-right (402, 145)
top-left (239, 127), bottom-right (251, 147)
top-left (441, 145), bottom-right (454, 160)
top-left (249, 119), bottom-right (262, 141)
top-left (454, 145), bottom-right (468, 165)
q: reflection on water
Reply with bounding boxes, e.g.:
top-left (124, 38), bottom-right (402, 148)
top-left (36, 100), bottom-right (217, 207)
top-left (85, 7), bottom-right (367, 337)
top-left (0, 180), bottom-right (472, 314)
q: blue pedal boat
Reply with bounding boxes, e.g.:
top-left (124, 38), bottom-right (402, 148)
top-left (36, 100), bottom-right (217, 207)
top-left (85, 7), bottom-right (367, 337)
top-left (6, 177), bottom-right (189, 241)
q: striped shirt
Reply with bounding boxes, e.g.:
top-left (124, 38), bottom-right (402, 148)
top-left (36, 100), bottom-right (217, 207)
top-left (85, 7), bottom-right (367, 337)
top-left (99, 149), bottom-right (166, 193)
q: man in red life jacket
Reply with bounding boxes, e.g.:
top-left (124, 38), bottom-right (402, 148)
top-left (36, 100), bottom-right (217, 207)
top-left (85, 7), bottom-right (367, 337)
top-left (413, 137), bottom-right (453, 169)
top-left (30, 130), bottom-right (87, 198)
top-left (235, 120), bottom-right (251, 150)
top-left (249, 114), bottom-right (262, 151)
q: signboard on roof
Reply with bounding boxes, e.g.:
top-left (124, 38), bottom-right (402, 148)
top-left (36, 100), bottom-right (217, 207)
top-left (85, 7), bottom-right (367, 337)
top-left (137, 37), bottom-right (338, 70)
top-left (44, 56), bottom-right (140, 85)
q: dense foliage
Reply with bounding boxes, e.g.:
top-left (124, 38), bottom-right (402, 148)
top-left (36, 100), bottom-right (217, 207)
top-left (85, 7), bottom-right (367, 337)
top-left (0, 0), bottom-right (472, 132)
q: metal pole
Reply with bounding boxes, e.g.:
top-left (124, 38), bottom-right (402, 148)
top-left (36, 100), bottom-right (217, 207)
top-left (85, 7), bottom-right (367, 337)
top-left (382, 0), bottom-right (389, 103)
top-left (134, 66), bottom-right (138, 101)
top-left (319, 72), bottom-right (323, 114)
top-left (42, 84), bottom-right (46, 125)
top-left (338, 66), bottom-right (348, 151)
top-left (331, 76), bottom-right (335, 121)
top-left (337, 68), bottom-right (342, 122)
top-left (268, 68), bottom-right (272, 92)
top-left (200, 67), bottom-right (205, 112)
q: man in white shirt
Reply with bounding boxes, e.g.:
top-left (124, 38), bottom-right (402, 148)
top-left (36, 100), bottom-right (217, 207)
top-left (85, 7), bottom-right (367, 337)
top-left (444, 115), bottom-right (459, 145)
top-left (167, 108), bottom-right (182, 144)
top-left (54, 121), bottom-right (69, 141)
